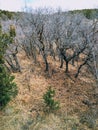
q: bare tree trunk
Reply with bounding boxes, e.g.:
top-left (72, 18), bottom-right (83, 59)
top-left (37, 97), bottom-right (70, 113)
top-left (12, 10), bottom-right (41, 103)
top-left (71, 57), bottom-right (75, 66)
top-left (5, 56), bottom-right (17, 72)
top-left (60, 56), bottom-right (64, 68)
top-left (22, 44), bottom-right (31, 59)
top-left (5, 45), bottom-right (21, 72)
top-left (92, 51), bottom-right (98, 79)
top-left (42, 53), bottom-right (48, 72)
top-left (12, 54), bottom-right (21, 72)
top-left (65, 61), bottom-right (69, 73)
top-left (75, 56), bottom-right (90, 78)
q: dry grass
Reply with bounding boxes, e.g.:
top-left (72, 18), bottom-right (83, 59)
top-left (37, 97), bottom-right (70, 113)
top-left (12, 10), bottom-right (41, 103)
top-left (0, 50), bottom-right (98, 130)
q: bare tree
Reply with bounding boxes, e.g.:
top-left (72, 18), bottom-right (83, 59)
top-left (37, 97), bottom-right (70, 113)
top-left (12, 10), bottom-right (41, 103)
top-left (19, 9), bottom-right (50, 71)
top-left (75, 19), bottom-right (98, 78)
top-left (5, 43), bottom-right (21, 72)
top-left (15, 8), bottom-right (98, 80)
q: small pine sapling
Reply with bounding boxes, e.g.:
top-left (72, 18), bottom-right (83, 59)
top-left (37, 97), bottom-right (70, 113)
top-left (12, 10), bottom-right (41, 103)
top-left (43, 86), bottom-right (60, 112)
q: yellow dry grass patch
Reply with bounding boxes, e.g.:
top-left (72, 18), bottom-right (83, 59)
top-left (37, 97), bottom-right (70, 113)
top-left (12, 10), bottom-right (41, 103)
top-left (0, 50), bottom-right (97, 130)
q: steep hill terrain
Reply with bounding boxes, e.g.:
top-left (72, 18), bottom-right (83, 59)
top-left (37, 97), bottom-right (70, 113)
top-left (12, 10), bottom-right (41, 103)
top-left (0, 9), bottom-right (98, 130)
top-left (0, 49), bottom-right (98, 130)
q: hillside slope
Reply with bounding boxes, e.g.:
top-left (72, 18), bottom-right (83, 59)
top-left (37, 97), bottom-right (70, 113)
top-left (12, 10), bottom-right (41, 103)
top-left (0, 9), bottom-right (98, 130)
top-left (0, 49), bottom-right (98, 130)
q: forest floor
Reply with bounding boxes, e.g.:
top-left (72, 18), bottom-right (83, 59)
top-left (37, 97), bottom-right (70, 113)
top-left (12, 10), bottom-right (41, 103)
top-left (0, 50), bottom-right (98, 130)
